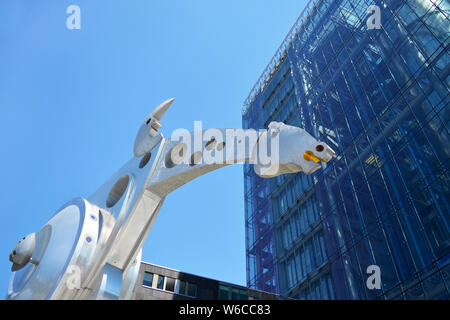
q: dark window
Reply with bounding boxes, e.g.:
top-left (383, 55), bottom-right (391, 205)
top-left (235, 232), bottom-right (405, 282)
top-left (165, 277), bottom-right (175, 292)
top-left (187, 283), bottom-right (197, 298)
top-left (178, 280), bottom-right (187, 295)
top-left (232, 288), bottom-right (239, 300)
top-left (157, 275), bottom-right (165, 290)
top-left (143, 272), bottom-right (154, 287)
top-left (219, 285), bottom-right (230, 300)
top-left (239, 289), bottom-right (248, 300)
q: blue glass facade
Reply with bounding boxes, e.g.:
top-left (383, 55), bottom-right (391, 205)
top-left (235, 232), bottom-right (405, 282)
top-left (243, 0), bottom-right (449, 299)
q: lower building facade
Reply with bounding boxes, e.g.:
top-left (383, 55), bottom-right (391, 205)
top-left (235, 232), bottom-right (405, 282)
top-left (243, 0), bottom-right (449, 299)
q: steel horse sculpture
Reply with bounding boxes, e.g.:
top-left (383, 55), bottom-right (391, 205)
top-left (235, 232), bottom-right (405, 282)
top-left (7, 98), bottom-right (334, 299)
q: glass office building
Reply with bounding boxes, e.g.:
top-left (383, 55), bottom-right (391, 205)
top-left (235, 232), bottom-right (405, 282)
top-left (243, 0), bottom-right (449, 299)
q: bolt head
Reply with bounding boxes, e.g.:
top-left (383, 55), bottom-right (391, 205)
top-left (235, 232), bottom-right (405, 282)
top-left (10, 233), bottom-right (36, 271)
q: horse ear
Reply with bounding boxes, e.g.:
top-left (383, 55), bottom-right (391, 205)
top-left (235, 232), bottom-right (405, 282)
top-left (150, 98), bottom-right (175, 122)
top-left (134, 98), bottom-right (176, 157)
top-left (143, 98), bottom-right (175, 128)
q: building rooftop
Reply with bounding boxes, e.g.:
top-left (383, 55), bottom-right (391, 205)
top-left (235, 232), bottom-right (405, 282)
top-left (133, 261), bottom-right (280, 300)
top-left (243, 0), bottom-right (319, 115)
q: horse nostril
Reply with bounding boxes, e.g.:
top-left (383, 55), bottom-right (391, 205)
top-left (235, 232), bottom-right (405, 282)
top-left (316, 145), bottom-right (324, 152)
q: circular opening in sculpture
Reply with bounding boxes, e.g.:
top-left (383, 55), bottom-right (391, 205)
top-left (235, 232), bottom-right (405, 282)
top-left (205, 138), bottom-right (216, 151)
top-left (106, 175), bottom-right (130, 208)
top-left (139, 152), bottom-right (152, 169)
top-left (189, 151), bottom-right (203, 166)
top-left (316, 145), bottom-right (324, 152)
top-left (165, 143), bottom-right (187, 168)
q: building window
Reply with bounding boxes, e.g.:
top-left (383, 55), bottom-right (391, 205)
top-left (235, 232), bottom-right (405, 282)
top-left (157, 275), bottom-right (165, 290)
top-left (219, 285), bottom-right (249, 300)
top-left (143, 272), bottom-right (154, 287)
top-left (143, 273), bottom-right (199, 297)
top-left (219, 285), bottom-right (230, 300)
top-left (178, 280), bottom-right (187, 295)
top-left (232, 288), bottom-right (240, 300)
top-left (239, 289), bottom-right (248, 300)
top-left (165, 277), bottom-right (175, 292)
top-left (187, 283), bottom-right (197, 298)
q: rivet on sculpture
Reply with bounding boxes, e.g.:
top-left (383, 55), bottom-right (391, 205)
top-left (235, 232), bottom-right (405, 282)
top-left (6, 98), bottom-right (335, 300)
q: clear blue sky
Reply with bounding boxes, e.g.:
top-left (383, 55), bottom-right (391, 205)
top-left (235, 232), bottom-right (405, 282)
top-left (0, 0), bottom-right (308, 297)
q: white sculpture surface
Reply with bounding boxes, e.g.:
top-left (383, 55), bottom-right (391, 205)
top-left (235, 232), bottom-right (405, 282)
top-left (7, 99), bottom-right (334, 300)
